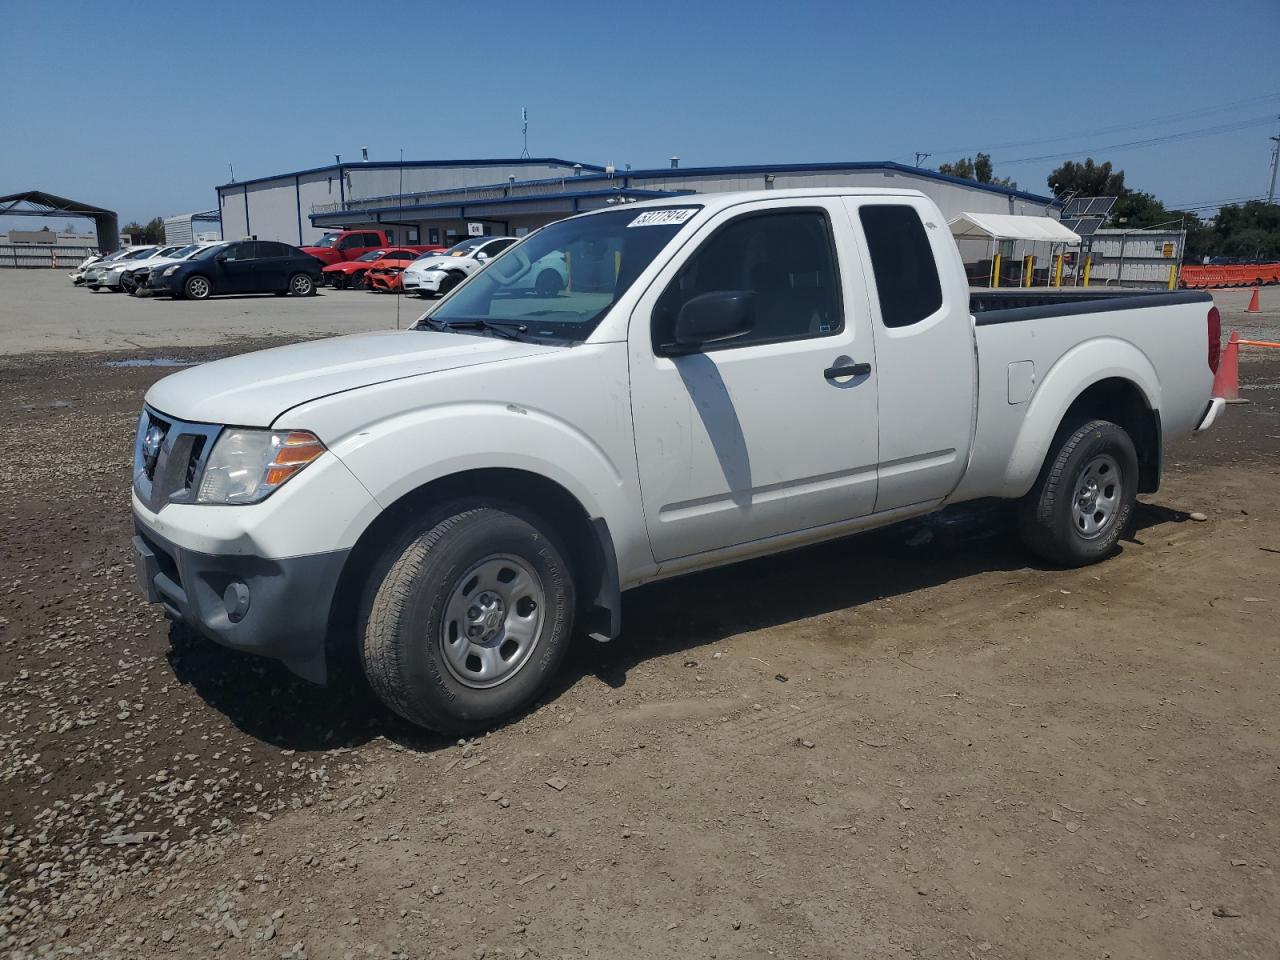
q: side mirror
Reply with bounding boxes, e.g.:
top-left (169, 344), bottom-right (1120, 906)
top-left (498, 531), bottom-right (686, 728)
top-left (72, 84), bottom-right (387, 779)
top-left (214, 253), bottom-right (227, 263)
top-left (670, 290), bottom-right (756, 353)
top-left (475, 251), bottom-right (490, 261)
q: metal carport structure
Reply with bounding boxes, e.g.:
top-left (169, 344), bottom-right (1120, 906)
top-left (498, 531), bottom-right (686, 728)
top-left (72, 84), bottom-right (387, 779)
top-left (0, 190), bottom-right (120, 254)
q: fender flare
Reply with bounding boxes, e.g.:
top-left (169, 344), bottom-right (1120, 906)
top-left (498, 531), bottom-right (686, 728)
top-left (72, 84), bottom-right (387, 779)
top-left (1003, 337), bottom-right (1161, 496)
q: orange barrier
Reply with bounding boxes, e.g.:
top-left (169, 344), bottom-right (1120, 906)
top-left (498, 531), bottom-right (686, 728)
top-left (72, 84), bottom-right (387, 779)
top-left (1239, 338), bottom-right (1280, 348)
top-left (1180, 263), bottom-right (1280, 288)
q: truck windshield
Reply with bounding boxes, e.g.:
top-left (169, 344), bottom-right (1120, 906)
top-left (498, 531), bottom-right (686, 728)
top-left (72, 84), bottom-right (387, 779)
top-left (419, 206), bottom-right (700, 343)
top-left (311, 234), bottom-right (339, 248)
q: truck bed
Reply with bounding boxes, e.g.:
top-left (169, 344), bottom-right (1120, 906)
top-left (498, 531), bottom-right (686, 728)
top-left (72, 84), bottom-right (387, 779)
top-left (971, 287), bottom-right (1212, 323)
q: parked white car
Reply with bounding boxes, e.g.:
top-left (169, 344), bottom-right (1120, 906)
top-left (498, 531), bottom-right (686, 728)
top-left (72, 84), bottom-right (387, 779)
top-left (84, 245), bottom-right (162, 291)
top-left (131, 188), bottom-right (1225, 734)
top-left (70, 247), bottom-right (132, 285)
top-left (402, 236), bottom-right (518, 297)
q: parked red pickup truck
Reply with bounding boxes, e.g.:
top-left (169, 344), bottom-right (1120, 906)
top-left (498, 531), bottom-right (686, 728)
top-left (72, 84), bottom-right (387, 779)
top-left (301, 230), bottom-right (441, 267)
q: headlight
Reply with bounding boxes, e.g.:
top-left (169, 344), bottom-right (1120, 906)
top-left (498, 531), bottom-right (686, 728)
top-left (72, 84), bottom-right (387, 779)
top-left (163, 265), bottom-right (180, 276)
top-left (197, 429), bottom-right (325, 504)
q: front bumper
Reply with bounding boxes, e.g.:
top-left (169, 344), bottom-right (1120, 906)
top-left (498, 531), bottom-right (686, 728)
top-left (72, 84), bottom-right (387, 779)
top-left (403, 272), bottom-right (444, 292)
top-left (369, 272), bottom-right (403, 292)
top-left (133, 518), bottom-right (348, 683)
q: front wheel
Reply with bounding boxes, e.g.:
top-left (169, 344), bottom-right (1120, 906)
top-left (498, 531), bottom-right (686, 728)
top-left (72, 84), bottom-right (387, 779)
top-left (183, 275), bottom-right (212, 300)
top-left (360, 506), bottom-right (576, 734)
top-left (1017, 419), bottom-right (1139, 567)
top-left (438, 271), bottom-right (465, 296)
top-left (289, 273), bottom-right (315, 296)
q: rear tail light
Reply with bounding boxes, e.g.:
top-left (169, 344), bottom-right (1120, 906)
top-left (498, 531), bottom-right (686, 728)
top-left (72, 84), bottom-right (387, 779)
top-left (1207, 306), bottom-right (1222, 373)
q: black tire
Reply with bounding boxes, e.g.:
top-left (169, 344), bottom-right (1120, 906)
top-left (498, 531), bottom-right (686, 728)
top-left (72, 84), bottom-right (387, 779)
top-left (534, 268), bottom-right (563, 297)
top-left (183, 275), bottom-right (212, 300)
top-left (360, 505), bottom-right (576, 734)
top-left (331, 275), bottom-right (347, 290)
top-left (288, 273), bottom-right (315, 296)
top-left (1017, 418), bottom-right (1139, 567)
top-left (439, 271), bottom-right (465, 296)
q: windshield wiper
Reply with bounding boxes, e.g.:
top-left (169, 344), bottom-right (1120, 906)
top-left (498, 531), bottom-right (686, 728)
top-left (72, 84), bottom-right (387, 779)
top-left (419, 317), bottom-right (530, 341)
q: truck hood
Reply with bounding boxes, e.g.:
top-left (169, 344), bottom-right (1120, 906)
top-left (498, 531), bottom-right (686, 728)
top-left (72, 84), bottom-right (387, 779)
top-left (144, 329), bottom-right (560, 426)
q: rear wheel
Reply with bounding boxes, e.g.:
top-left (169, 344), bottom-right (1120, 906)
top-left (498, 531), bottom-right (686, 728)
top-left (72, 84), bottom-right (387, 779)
top-left (330, 275), bottom-right (347, 290)
top-left (1018, 419), bottom-right (1139, 567)
top-left (183, 275), bottom-right (211, 300)
top-left (289, 273), bottom-right (315, 296)
top-left (359, 505), bottom-right (575, 734)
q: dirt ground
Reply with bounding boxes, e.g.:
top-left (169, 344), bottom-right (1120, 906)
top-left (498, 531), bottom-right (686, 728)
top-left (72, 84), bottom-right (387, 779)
top-left (0, 282), bottom-right (1277, 960)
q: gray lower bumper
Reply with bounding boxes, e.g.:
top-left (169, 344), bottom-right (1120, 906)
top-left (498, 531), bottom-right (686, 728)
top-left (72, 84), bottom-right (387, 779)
top-left (132, 518), bottom-right (349, 684)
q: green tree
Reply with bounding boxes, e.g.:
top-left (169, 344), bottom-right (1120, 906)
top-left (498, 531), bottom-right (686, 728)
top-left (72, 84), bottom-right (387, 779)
top-left (1046, 158), bottom-right (1126, 199)
top-left (1206, 201), bottom-right (1280, 259)
top-left (938, 157), bottom-right (975, 180)
top-left (937, 152), bottom-right (1017, 189)
top-left (121, 217), bottom-right (166, 244)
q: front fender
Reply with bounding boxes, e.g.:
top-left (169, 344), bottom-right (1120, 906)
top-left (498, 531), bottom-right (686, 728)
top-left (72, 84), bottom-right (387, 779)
top-left (1003, 337), bottom-right (1161, 495)
top-left (327, 400), bottom-right (636, 555)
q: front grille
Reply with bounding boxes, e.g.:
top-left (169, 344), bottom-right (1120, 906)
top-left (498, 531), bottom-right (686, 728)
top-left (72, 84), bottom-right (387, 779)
top-left (133, 407), bottom-right (221, 511)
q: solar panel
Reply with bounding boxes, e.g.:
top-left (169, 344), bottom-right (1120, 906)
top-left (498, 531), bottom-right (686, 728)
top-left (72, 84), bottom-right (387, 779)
top-left (1061, 196), bottom-right (1118, 218)
top-left (1061, 217), bottom-right (1105, 237)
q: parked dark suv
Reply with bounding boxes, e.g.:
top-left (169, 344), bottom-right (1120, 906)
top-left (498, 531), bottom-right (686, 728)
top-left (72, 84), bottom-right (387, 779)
top-left (148, 241), bottom-right (322, 300)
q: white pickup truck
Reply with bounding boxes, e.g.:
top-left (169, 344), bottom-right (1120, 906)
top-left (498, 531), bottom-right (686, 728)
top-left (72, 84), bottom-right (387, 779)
top-left (131, 188), bottom-right (1225, 733)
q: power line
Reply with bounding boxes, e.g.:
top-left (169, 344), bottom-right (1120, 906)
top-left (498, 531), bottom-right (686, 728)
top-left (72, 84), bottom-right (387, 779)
top-left (1167, 193), bottom-right (1267, 211)
top-left (926, 91), bottom-right (1280, 156)
top-left (995, 115), bottom-right (1278, 166)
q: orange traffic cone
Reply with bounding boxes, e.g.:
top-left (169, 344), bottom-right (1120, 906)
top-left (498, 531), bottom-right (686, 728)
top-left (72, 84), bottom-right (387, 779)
top-left (1212, 331), bottom-right (1246, 403)
top-left (1247, 287), bottom-right (1260, 313)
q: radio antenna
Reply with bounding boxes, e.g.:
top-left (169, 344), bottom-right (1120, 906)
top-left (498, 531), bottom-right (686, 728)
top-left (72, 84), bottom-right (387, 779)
top-left (520, 108), bottom-right (530, 160)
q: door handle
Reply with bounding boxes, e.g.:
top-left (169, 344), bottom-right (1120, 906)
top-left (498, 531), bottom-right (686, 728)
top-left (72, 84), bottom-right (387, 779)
top-left (824, 361), bottom-right (871, 380)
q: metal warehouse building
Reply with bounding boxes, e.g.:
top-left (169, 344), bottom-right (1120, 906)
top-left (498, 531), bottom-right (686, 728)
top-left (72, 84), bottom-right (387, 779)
top-left (215, 157), bottom-right (1059, 251)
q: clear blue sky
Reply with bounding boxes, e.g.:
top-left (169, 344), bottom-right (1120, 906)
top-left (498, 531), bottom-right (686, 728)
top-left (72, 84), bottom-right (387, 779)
top-left (2, 0), bottom-right (1277, 230)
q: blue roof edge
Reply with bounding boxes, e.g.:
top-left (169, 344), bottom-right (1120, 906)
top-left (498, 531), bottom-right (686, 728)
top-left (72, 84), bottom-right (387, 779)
top-left (216, 158), bottom-right (608, 191)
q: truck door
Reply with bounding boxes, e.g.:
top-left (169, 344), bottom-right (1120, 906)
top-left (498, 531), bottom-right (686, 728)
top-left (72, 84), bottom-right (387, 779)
top-left (628, 199), bottom-right (879, 562)
top-left (844, 198), bottom-right (975, 512)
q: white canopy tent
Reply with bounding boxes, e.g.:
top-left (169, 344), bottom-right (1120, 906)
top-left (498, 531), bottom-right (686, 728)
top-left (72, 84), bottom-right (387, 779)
top-left (947, 213), bottom-right (1082, 287)
top-left (947, 212), bottom-right (1081, 244)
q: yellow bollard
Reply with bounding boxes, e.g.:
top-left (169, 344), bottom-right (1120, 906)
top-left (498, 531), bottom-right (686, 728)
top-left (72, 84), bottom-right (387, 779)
top-left (1168, 263), bottom-right (1177, 290)
top-left (1022, 255), bottom-right (1034, 287)
top-left (1082, 256), bottom-right (1092, 288)
top-left (991, 253), bottom-right (1002, 288)
top-left (614, 250), bottom-right (621, 280)
top-left (565, 250), bottom-right (572, 293)
top-left (1053, 254), bottom-right (1064, 288)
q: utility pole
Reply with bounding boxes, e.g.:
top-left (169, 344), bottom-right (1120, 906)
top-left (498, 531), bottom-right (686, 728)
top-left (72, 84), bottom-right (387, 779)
top-left (1267, 115), bottom-right (1280, 205)
top-left (914, 152), bottom-right (931, 167)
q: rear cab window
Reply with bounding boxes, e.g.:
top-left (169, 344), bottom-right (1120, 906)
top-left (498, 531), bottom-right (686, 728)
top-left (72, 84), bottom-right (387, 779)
top-left (858, 205), bottom-right (943, 328)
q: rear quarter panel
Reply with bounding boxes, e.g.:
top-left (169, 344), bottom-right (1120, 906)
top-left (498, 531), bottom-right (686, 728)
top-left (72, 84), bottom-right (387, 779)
top-left (954, 298), bottom-right (1214, 501)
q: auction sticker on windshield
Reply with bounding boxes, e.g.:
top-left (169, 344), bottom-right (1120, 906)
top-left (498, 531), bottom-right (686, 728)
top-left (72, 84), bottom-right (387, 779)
top-left (628, 209), bottom-right (697, 228)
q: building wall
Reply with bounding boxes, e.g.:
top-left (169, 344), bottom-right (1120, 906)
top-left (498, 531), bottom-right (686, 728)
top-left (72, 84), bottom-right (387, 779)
top-left (220, 186), bottom-right (248, 241)
top-left (217, 162), bottom-right (588, 246)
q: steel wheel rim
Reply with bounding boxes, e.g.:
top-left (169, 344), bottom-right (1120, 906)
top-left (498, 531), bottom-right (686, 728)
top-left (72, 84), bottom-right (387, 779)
top-left (1071, 453), bottom-right (1122, 540)
top-left (188, 277), bottom-right (209, 298)
top-left (292, 275), bottom-right (311, 295)
top-left (439, 554), bottom-right (545, 689)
